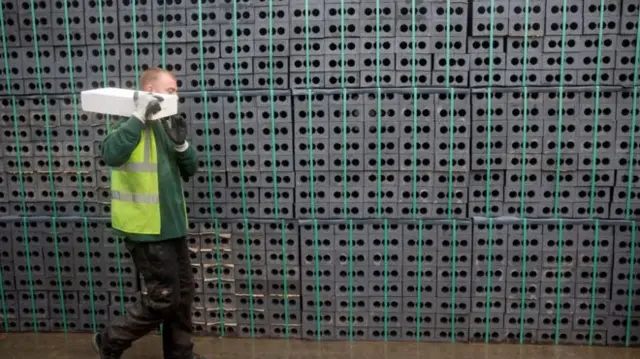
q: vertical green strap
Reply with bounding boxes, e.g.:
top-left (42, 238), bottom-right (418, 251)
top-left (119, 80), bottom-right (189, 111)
top-left (415, 220), bottom-right (423, 341)
top-left (375, 0), bottom-right (382, 219)
top-left (554, 219), bottom-right (564, 344)
top-left (21, 0), bottom-right (55, 333)
top-left (625, 223), bottom-right (637, 345)
top-left (160, 0), bottom-right (167, 68)
top-left (625, 6), bottom-right (640, 220)
top-left (131, 0), bottom-right (140, 88)
top-left (96, 0), bottom-right (109, 103)
top-left (372, 0), bottom-right (389, 341)
top-left (408, 0), bottom-right (421, 337)
top-left (518, 219), bottom-right (528, 342)
top-left (96, 5), bottom-right (121, 321)
top-left (483, 0), bottom-right (497, 342)
top-left (585, 0), bottom-right (607, 344)
top-left (443, 0), bottom-right (457, 341)
top-left (551, 0), bottom-right (569, 343)
top-left (156, 0), bottom-right (167, 339)
top-left (0, 264), bottom-right (6, 332)
top-left (302, 0), bottom-right (321, 341)
top-left (0, 0), bottom-right (20, 332)
top-left (449, 220), bottom-right (457, 342)
top-left (409, 0), bottom-right (418, 218)
top-left (588, 220), bottom-right (600, 344)
top-left (483, 218), bottom-right (494, 341)
top-left (265, 0), bottom-right (289, 337)
top-left (517, 0), bottom-right (531, 344)
top-left (195, 0), bottom-right (225, 336)
top-left (231, 0), bottom-right (254, 337)
top-left (382, 219), bottom-right (389, 340)
top-left (339, 0), bottom-right (353, 341)
top-left (588, 0), bottom-right (606, 217)
top-left (347, 220), bottom-right (354, 340)
top-left (61, 0), bottom-right (96, 332)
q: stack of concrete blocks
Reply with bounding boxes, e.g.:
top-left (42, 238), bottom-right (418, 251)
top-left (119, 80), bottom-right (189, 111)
top-left (0, 0), bottom-right (639, 346)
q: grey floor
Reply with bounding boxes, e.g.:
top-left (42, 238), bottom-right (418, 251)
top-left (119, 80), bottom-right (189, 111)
top-left (1, 333), bottom-right (640, 359)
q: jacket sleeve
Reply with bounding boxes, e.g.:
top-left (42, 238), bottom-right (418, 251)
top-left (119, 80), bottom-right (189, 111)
top-left (101, 117), bottom-right (145, 167)
top-left (176, 144), bottom-right (198, 180)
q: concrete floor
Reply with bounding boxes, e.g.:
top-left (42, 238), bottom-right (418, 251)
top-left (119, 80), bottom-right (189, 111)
top-left (1, 333), bottom-right (640, 359)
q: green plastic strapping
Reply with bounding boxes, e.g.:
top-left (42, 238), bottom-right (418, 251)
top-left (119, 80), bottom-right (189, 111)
top-left (625, 223), bottom-right (637, 346)
top-left (0, 0), bottom-right (16, 331)
top-left (347, 220), bottom-right (354, 340)
top-left (518, 218), bottom-right (528, 342)
top-left (43, 94), bottom-right (66, 334)
top-left (449, 220), bottom-right (457, 342)
top-left (231, 0), bottom-right (255, 337)
top-left (414, 220), bottom-right (423, 341)
top-left (131, 0), bottom-right (140, 89)
top-left (588, 220), bottom-right (601, 345)
top-left (160, 0), bottom-right (167, 69)
top-left (517, 0), bottom-right (531, 343)
top-left (266, 0), bottom-right (290, 337)
top-left (625, 4), bottom-right (640, 220)
top-left (96, 3), bottom-right (124, 321)
top-left (375, 0), bottom-right (383, 219)
top-left (554, 219), bottom-right (564, 344)
top-left (302, 0), bottom-right (321, 341)
top-left (409, 0), bottom-right (418, 218)
top-left (339, 0), bottom-right (353, 342)
top-left (60, 0), bottom-right (97, 331)
top-left (19, 0), bottom-right (57, 333)
top-left (444, 0), bottom-right (456, 341)
top-left (0, 263), bottom-right (6, 332)
top-left (195, 0), bottom-right (225, 336)
top-left (382, 219), bottom-right (389, 340)
top-left (588, 0), bottom-right (607, 218)
top-left (483, 0), bottom-right (497, 341)
top-left (552, 0), bottom-right (569, 343)
top-left (585, 0), bottom-right (607, 343)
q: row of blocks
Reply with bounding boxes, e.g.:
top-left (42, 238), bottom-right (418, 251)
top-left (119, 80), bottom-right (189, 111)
top-left (8, 51), bottom-right (640, 76)
top-left (6, 70), bottom-right (640, 93)
top-left (5, 34), bottom-right (639, 70)
top-left (5, 20), bottom-right (640, 49)
top-left (1, 201), bottom-right (638, 219)
top-left (3, 88), bottom-right (640, 115)
top-left (2, 4), bottom-right (638, 36)
top-left (6, 0), bottom-right (638, 26)
top-left (4, 138), bottom-right (640, 159)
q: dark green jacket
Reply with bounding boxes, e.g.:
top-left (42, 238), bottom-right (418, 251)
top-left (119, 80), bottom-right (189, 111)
top-left (101, 117), bottom-right (197, 242)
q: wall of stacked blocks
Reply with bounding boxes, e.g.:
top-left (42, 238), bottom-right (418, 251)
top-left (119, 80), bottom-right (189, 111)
top-left (1, 0), bottom-right (640, 346)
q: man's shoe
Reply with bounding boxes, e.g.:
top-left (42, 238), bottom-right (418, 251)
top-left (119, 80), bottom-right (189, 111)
top-left (92, 332), bottom-right (121, 359)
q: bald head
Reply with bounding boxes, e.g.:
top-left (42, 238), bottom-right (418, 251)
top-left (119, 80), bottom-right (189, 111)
top-left (140, 67), bottom-right (178, 95)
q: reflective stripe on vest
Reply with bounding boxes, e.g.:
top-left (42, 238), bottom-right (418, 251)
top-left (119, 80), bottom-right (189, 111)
top-left (110, 126), bottom-right (161, 235)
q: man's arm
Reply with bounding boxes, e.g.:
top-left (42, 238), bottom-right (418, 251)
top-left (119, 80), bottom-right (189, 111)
top-left (101, 117), bottom-right (145, 167)
top-left (175, 143), bottom-right (197, 180)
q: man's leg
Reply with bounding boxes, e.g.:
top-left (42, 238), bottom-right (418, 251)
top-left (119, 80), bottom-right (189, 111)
top-left (162, 237), bottom-right (197, 359)
top-left (98, 239), bottom-right (182, 358)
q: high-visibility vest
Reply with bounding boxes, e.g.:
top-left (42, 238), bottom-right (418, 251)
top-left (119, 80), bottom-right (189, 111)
top-left (110, 126), bottom-right (161, 235)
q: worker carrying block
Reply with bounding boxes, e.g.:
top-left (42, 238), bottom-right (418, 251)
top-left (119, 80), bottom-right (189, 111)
top-left (80, 67), bottom-right (228, 359)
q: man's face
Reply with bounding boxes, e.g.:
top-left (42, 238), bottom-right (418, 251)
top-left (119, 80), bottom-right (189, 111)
top-left (143, 72), bottom-right (178, 95)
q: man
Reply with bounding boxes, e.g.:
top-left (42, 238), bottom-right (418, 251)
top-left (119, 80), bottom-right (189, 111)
top-left (92, 67), bottom-right (206, 359)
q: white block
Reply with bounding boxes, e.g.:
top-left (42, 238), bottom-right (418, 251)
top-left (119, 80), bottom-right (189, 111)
top-left (80, 87), bottom-right (179, 120)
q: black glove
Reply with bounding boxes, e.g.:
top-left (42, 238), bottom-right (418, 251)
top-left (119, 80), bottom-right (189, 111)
top-left (161, 114), bottom-right (188, 147)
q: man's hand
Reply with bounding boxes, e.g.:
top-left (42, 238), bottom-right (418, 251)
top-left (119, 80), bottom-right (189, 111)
top-left (161, 114), bottom-right (189, 152)
top-left (132, 91), bottom-right (164, 123)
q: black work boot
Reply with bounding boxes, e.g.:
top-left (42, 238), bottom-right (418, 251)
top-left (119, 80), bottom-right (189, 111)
top-left (92, 331), bottom-right (122, 359)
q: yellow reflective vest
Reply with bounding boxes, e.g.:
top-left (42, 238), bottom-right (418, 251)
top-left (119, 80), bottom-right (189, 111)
top-left (110, 126), bottom-right (162, 235)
